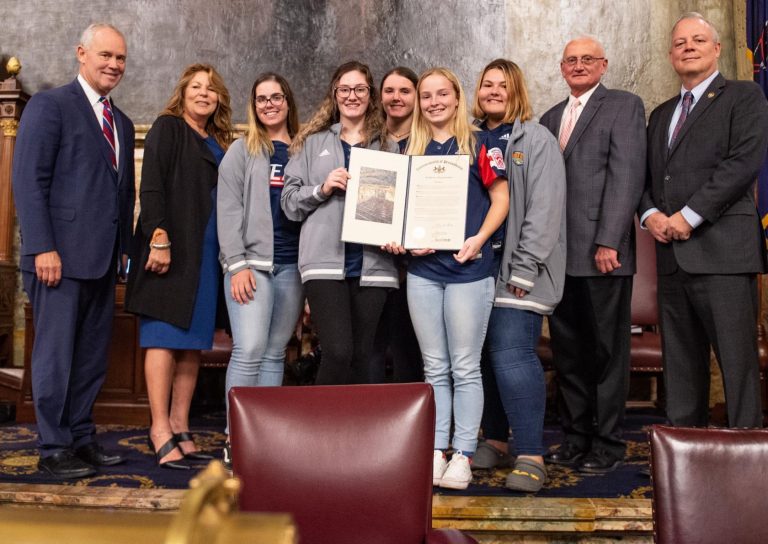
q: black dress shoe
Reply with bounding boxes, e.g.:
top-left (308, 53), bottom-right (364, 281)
top-left (38, 450), bottom-right (97, 479)
top-left (543, 443), bottom-right (586, 466)
top-left (75, 442), bottom-right (125, 466)
top-left (174, 432), bottom-right (214, 461)
top-left (578, 449), bottom-right (623, 474)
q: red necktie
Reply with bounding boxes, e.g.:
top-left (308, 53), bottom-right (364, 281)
top-left (100, 96), bottom-right (117, 170)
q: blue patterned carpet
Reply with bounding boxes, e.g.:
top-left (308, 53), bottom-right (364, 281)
top-left (0, 410), bottom-right (661, 497)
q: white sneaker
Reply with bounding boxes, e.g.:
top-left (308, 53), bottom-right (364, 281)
top-left (440, 452), bottom-right (473, 490)
top-left (433, 450), bottom-right (447, 486)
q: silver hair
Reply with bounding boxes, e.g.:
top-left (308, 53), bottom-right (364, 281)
top-left (672, 12), bottom-right (720, 43)
top-left (79, 23), bottom-right (124, 49)
top-left (563, 35), bottom-right (606, 58)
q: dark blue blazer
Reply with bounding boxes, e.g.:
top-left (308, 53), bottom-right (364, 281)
top-left (13, 78), bottom-right (135, 279)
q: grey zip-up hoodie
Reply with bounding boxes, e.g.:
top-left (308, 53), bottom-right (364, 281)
top-left (281, 123), bottom-right (398, 287)
top-left (217, 138), bottom-right (276, 274)
top-left (494, 118), bottom-right (567, 315)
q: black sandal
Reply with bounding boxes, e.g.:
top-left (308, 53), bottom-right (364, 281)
top-left (147, 433), bottom-right (191, 470)
top-left (174, 432), bottom-right (214, 461)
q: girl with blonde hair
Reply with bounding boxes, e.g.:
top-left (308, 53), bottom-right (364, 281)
top-left (216, 72), bottom-right (304, 468)
top-left (387, 67), bottom-right (509, 490)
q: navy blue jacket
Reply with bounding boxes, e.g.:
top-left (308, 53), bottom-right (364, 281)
top-left (13, 78), bottom-right (135, 279)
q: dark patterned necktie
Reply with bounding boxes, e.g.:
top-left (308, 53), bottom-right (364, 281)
top-left (669, 91), bottom-right (693, 148)
top-left (99, 96), bottom-right (117, 170)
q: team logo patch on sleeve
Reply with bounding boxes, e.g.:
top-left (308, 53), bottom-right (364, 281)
top-left (487, 147), bottom-right (506, 169)
top-left (511, 151), bottom-right (524, 165)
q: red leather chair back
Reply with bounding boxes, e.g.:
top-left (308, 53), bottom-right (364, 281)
top-left (631, 221), bottom-right (658, 326)
top-left (229, 383), bottom-right (436, 544)
top-left (650, 425), bottom-right (768, 544)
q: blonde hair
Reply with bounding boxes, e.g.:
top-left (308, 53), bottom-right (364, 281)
top-left (245, 72), bottom-right (299, 156)
top-left (160, 63), bottom-right (233, 151)
top-left (290, 61), bottom-right (386, 154)
top-left (471, 59), bottom-right (533, 124)
top-left (406, 68), bottom-right (477, 163)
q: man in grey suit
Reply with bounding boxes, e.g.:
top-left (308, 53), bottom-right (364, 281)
top-left (540, 37), bottom-right (646, 473)
top-left (640, 13), bottom-right (768, 428)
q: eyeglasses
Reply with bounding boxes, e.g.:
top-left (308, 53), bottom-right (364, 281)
top-left (334, 86), bottom-right (370, 99)
top-left (561, 55), bottom-right (605, 66)
top-left (255, 93), bottom-right (285, 107)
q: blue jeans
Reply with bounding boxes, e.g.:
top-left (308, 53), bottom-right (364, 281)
top-left (224, 264), bottom-right (304, 433)
top-left (485, 306), bottom-right (545, 456)
top-left (407, 273), bottom-right (494, 453)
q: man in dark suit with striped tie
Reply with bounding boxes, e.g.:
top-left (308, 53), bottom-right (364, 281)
top-left (13, 23), bottom-right (135, 478)
top-left (540, 36), bottom-right (646, 473)
top-left (640, 12), bottom-right (768, 428)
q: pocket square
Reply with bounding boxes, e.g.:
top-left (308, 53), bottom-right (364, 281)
top-left (319, 149), bottom-right (330, 157)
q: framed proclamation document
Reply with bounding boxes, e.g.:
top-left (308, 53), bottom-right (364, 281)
top-left (341, 147), bottom-right (469, 250)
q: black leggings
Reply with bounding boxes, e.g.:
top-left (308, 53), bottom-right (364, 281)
top-left (305, 278), bottom-right (388, 385)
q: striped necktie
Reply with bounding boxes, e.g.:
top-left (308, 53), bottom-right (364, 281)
top-left (99, 96), bottom-right (117, 170)
top-left (559, 99), bottom-right (580, 151)
top-left (669, 91), bottom-right (693, 148)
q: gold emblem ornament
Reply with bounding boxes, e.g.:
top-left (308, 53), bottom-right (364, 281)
top-left (707, 91), bottom-right (715, 98)
top-left (6, 57), bottom-right (22, 77)
top-left (433, 165), bottom-right (445, 174)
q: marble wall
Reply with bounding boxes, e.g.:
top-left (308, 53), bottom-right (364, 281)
top-left (505, 0), bottom-right (737, 117)
top-left (1, 1), bottom-right (738, 124)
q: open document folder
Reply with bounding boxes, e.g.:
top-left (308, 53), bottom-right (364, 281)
top-left (341, 147), bottom-right (469, 250)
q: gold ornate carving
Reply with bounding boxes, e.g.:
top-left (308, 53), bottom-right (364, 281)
top-left (6, 57), bottom-right (21, 78)
top-left (0, 119), bottom-right (18, 137)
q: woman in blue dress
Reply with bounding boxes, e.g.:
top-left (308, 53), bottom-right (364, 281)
top-left (126, 64), bottom-right (233, 469)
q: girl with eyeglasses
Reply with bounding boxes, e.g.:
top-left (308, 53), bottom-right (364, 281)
top-left (281, 61), bottom-right (398, 385)
top-left (474, 59), bottom-right (566, 492)
top-left (216, 73), bottom-right (304, 468)
top-left (384, 67), bottom-right (509, 490)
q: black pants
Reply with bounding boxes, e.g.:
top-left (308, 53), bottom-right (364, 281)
top-left (549, 275), bottom-right (632, 457)
top-left (305, 278), bottom-right (388, 385)
top-left (370, 279), bottom-right (424, 383)
top-left (659, 269), bottom-right (762, 428)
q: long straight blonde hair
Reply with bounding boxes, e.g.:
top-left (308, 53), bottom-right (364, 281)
top-left (405, 67), bottom-right (477, 163)
top-left (244, 72), bottom-right (299, 156)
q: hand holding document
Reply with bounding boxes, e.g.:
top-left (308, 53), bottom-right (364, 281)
top-left (341, 147), bottom-right (469, 250)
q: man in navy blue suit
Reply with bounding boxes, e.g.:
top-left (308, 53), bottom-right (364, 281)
top-left (13, 23), bottom-right (135, 478)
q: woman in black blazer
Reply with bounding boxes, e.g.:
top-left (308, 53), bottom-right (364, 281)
top-left (126, 63), bottom-right (233, 469)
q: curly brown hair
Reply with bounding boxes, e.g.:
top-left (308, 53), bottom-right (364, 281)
top-left (290, 60), bottom-right (386, 154)
top-left (160, 63), bottom-right (233, 151)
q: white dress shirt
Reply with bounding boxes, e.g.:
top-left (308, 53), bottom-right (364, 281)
top-left (77, 74), bottom-right (120, 168)
top-left (640, 71), bottom-right (720, 230)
